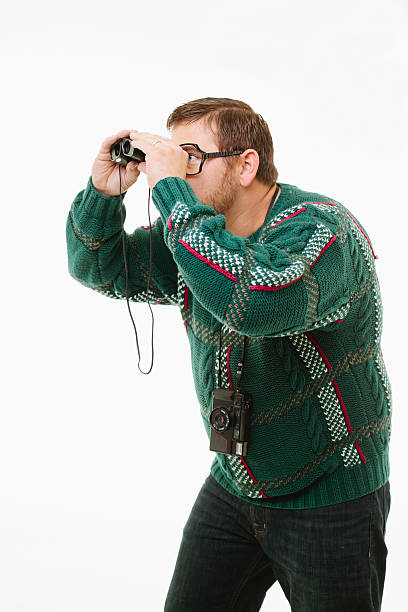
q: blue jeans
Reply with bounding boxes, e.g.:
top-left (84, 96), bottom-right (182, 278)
top-left (164, 474), bottom-right (390, 611)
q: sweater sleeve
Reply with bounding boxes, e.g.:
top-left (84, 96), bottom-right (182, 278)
top-left (66, 176), bottom-right (178, 305)
top-left (152, 177), bottom-right (353, 338)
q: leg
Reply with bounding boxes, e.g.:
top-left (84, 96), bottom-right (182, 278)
top-left (164, 474), bottom-right (277, 612)
top-left (258, 481), bottom-right (391, 611)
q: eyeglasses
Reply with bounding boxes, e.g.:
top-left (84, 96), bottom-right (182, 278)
top-left (179, 143), bottom-right (244, 176)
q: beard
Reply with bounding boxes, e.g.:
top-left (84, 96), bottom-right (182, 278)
top-left (201, 166), bottom-right (240, 216)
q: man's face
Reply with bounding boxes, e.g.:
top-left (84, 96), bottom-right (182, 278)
top-left (170, 119), bottom-right (241, 216)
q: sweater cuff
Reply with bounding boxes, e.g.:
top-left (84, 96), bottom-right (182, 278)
top-left (152, 176), bottom-right (202, 221)
top-left (80, 176), bottom-right (128, 222)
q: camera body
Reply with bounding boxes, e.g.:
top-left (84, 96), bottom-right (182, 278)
top-left (209, 387), bottom-right (252, 457)
top-left (110, 138), bottom-right (145, 166)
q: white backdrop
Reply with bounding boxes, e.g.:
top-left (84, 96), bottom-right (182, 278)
top-left (1, 0), bottom-right (406, 610)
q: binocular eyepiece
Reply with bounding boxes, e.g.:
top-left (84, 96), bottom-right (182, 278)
top-left (110, 138), bottom-right (145, 166)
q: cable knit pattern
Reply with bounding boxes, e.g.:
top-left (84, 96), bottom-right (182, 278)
top-left (66, 176), bottom-right (392, 509)
top-left (347, 222), bottom-right (391, 447)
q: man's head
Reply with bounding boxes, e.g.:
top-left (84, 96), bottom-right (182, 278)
top-left (166, 97), bottom-right (278, 216)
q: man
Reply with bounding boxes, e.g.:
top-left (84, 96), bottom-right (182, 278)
top-left (66, 97), bottom-right (391, 611)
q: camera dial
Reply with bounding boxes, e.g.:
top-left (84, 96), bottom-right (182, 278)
top-left (210, 407), bottom-right (230, 432)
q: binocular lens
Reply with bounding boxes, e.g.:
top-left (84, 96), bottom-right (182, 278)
top-left (110, 137), bottom-right (145, 165)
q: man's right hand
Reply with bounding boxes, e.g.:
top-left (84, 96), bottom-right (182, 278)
top-left (91, 129), bottom-right (141, 197)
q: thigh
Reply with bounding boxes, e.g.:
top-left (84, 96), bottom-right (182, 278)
top-left (261, 482), bottom-right (391, 612)
top-left (164, 475), bottom-right (276, 612)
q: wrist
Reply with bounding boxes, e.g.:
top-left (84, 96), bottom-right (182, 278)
top-left (81, 176), bottom-right (125, 221)
top-left (93, 185), bottom-right (113, 197)
top-left (91, 177), bottom-right (122, 199)
top-left (151, 174), bottom-right (186, 190)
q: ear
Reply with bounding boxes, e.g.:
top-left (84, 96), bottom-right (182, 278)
top-left (238, 149), bottom-right (259, 187)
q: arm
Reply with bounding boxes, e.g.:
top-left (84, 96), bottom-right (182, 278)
top-left (66, 176), bottom-right (178, 305)
top-left (151, 177), bottom-right (354, 337)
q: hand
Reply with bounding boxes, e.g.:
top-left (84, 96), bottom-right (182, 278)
top-left (129, 131), bottom-right (189, 190)
top-left (91, 129), bottom-right (141, 197)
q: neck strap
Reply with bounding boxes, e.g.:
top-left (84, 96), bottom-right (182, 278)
top-left (215, 184), bottom-right (280, 391)
top-left (217, 327), bottom-right (247, 393)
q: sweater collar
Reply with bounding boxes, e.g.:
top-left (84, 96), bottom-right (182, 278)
top-left (248, 182), bottom-right (291, 241)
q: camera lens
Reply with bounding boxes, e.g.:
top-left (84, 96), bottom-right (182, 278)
top-left (123, 140), bottom-right (131, 154)
top-left (210, 407), bottom-right (230, 432)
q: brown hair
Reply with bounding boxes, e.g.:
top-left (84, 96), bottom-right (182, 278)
top-left (166, 97), bottom-right (278, 186)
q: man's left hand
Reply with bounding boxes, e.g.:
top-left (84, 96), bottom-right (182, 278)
top-left (129, 131), bottom-right (188, 189)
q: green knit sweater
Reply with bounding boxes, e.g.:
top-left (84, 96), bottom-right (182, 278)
top-left (66, 175), bottom-right (392, 509)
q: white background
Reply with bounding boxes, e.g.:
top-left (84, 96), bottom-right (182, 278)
top-left (1, 0), bottom-right (406, 609)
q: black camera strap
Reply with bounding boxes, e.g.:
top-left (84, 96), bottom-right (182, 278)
top-left (217, 327), bottom-right (247, 393)
top-left (118, 164), bottom-right (155, 374)
top-left (216, 182), bottom-right (280, 393)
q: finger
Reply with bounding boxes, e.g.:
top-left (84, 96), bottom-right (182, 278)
top-left (145, 133), bottom-right (172, 143)
top-left (115, 128), bottom-right (132, 136)
top-left (131, 132), bottom-right (170, 144)
top-left (130, 135), bottom-right (174, 156)
top-left (152, 133), bottom-right (171, 143)
top-left (130, 135), bottom-right (156, 154)
top-left (127, 161), bottom-right (140, 173)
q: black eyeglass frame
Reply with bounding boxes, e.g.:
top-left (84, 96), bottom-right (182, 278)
top-left (179, 142), bottom-right (244, 176)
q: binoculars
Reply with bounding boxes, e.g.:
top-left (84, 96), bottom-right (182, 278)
top-left (110, 138), bottom-right (145, 166)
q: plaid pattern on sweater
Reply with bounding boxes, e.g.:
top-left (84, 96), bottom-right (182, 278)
top-left (66, 176), bottom-right (392, 509)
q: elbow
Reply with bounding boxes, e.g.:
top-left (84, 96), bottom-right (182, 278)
top-left (240, 282), bottom-right (308, 338)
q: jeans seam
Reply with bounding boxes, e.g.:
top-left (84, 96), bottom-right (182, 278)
top-left (382, 484), bottom-right (387, 535)
top-left (368, 492), bottom-right (374, 562)
top-left (227, 548), bottom-right (266, 612)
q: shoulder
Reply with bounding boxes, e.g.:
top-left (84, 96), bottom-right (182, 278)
top-left (261, 182), bottom-right (375, 242)
top-left (279, 184), bottom-right (374, 252)
top-left (258, 183), bottom-right (342, 242)
top-left (260, 182), bottom-right (377, 261)
top-left (278, 182), bottom-right (343, 220)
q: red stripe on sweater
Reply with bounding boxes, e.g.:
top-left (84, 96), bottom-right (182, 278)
top-left (178, 239), bottom-right (238, 282)
top-left (249, 275), bottom-right (303, 291)
top-left (240, 457), bottom-right (257, 481)
top-left (305, 332), bottom-right (332, 370)
top-left (307, 332), bottom-right (367, 463)
top-left (333, 379), bottom-right (367, 463)
top-left (310, 235), bottom-right (337, 267)
top-left (239, 457), bottom-right (271, 498)
top-left (333, 379), bottom-right (352, 431)
top-left (346, 212), bottom-right (378, 259)
top-left (274, 207), bottom-right (307, 228)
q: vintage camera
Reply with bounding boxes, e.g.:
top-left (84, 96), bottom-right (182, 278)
top-left (110, 138), bottom-right (145, 166)
top-left (209, 388), bottom-right (252, 457)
